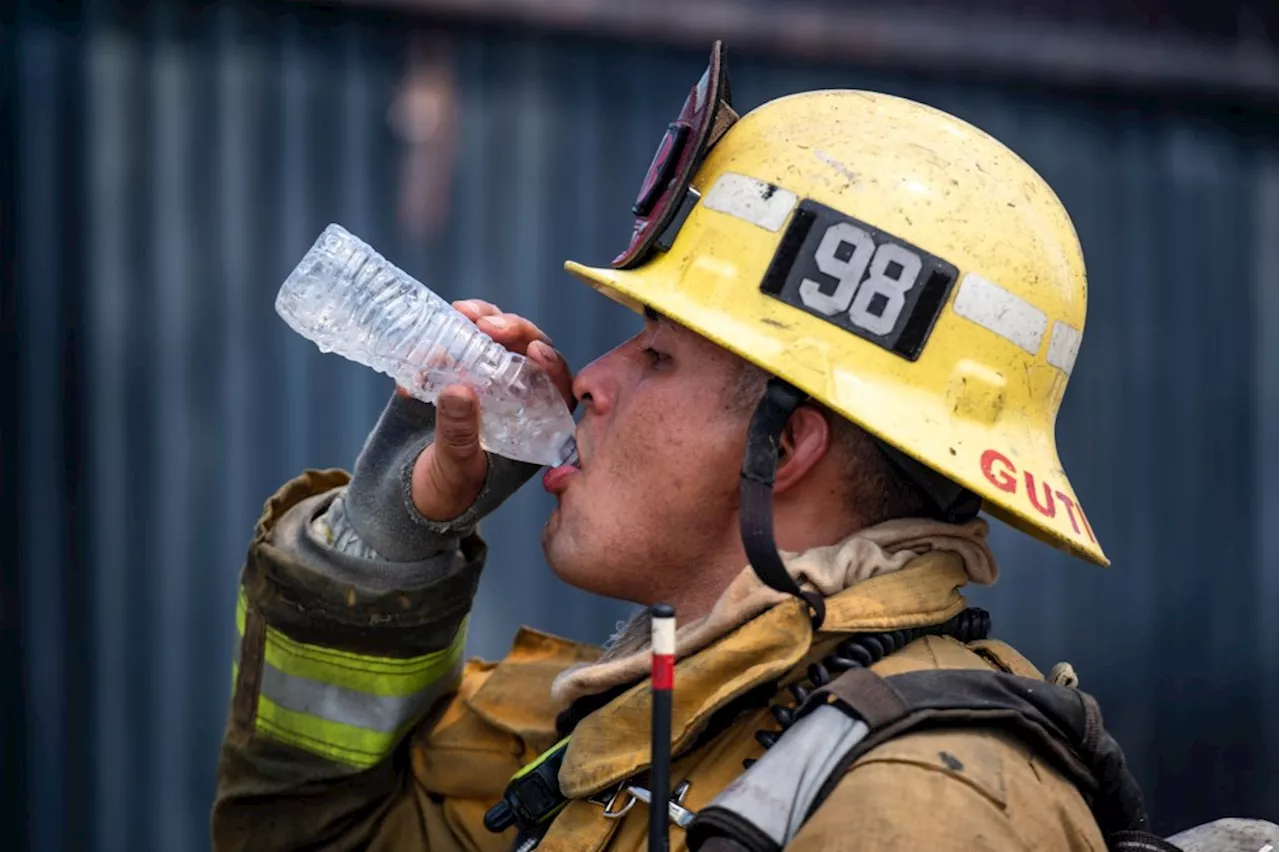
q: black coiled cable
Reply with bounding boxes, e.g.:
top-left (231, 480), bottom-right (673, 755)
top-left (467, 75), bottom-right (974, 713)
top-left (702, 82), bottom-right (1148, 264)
top-left (745, 607), bottom-right (991, 765)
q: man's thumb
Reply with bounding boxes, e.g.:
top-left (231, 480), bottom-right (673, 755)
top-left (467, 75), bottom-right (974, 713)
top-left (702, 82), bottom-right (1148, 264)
top-left (412, 386), bottom-right (487, 521)
top-left (434, 387), bottom-right (482, 459)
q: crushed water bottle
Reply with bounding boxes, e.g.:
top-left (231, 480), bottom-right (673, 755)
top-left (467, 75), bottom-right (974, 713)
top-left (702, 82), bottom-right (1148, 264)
top-left (275, 224), bottom-right (578, 468)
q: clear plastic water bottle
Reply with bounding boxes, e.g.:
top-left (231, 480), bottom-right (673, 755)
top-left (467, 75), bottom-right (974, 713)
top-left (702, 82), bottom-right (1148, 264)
top-left (275, 224), bottom-right (578, 467)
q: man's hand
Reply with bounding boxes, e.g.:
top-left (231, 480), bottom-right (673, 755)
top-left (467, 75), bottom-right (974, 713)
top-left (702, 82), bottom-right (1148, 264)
top-left (403, 300), bottom-right (575, 521)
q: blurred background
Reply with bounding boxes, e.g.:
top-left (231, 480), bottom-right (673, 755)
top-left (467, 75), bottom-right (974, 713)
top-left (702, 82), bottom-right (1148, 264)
top-left (1, 0), bottom-right (1276, 850)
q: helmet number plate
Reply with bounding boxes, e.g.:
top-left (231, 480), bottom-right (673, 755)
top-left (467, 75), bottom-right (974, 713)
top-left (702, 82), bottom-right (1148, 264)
top-left (760, 199), bottom-right (958, 361)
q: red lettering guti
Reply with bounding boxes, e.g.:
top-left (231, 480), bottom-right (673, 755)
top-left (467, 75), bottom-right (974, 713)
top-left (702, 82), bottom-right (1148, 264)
top-left (1025, 472), bottom-right (1056, 517)
top-left (1054, 491), bottom-right (1081, 534)
top-left (981, 449), bottom-right (1017, 493)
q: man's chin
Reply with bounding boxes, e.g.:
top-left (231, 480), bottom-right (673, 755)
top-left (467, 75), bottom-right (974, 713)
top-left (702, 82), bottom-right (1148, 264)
top-left (540, 506), bottom-right (563, 552)
top-left (541, 528), bottom-right (613, 598)
top-left (540, 515), bottom-right (569, 576)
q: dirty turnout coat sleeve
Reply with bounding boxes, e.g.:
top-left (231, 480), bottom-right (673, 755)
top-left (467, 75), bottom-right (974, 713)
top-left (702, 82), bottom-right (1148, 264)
top-left (212, 394), bottom-right (546, 852)
top-left (211, 468), bottom-right (479, 851)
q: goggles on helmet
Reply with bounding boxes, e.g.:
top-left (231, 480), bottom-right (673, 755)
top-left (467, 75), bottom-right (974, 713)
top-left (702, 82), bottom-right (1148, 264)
top-left (612, 41), bottom-right (739, 270)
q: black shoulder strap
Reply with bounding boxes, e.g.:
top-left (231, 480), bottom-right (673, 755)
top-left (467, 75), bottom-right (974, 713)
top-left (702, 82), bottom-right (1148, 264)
top-left (804, 668), bottom-right (1151, 835)
top-left (687, 667), bottom-right (1183, 852)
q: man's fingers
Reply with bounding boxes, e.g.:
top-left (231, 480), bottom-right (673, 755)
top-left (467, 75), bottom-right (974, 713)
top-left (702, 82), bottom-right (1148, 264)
top-left (453, 299), bottom-right (501, 322)
top-left (430, 300), bottom-right (568, 405)
top-left (528, 340), bottom-right (576, 410)
top-left (476, 313), bottom-right (552, 356)
top-left (453, 299), bottom-right (555, 358)
top-left (476, 312), bottom-right (551, 343)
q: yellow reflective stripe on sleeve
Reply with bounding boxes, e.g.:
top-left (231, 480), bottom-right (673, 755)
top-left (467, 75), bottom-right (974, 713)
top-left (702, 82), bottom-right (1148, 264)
top-left (255, 695), bottom-right (407, 769)
top-left (236, 587), bottom-right (467, 696)
top-left (233, 587), bottom-right (469, 768)
top-left (262, 615), bottom-right (466, 697)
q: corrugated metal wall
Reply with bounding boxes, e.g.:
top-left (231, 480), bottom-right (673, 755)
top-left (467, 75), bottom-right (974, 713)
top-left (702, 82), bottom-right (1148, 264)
top-left (10, 1), bottom-right (1277, 850)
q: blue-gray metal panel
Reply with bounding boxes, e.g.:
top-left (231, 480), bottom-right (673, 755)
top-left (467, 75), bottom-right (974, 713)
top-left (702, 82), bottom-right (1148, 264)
top-left (1249, 158), bottom-right (1279, 795)
top-left (84, 18), bottom-right (134, 852)
top-left (19, 23), bottom-right (70, 852)
top-left (12, 4), bottom-right (1278, 850)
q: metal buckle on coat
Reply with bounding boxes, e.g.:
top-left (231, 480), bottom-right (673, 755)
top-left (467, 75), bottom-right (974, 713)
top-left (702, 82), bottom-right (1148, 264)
top-left (588, 783), bottom-right (626, 810)
top-left (599, 785), bottom-right (638, 820)
top-left (598, 780), bottom-right (696, 828)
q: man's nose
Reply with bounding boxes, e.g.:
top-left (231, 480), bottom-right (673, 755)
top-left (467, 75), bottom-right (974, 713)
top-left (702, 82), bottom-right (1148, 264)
top-left (571, 352), bottom-right (616, 416)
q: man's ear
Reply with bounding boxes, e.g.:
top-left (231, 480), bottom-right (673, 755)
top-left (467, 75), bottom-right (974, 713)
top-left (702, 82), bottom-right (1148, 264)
top-left (774, 405), bottom-right (832, 495)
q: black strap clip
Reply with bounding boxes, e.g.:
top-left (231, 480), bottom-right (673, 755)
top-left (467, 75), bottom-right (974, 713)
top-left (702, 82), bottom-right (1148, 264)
top-left (483, 738), bottom-right (571, 841)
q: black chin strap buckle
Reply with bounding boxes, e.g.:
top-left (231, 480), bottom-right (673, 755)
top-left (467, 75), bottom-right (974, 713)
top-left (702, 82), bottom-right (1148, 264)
top-left (739, 378), bottom-right (826, 630)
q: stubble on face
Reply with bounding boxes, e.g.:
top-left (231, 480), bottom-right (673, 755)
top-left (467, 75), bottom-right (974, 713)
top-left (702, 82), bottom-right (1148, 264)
top-left (541, 319), bottom-right (755, 609)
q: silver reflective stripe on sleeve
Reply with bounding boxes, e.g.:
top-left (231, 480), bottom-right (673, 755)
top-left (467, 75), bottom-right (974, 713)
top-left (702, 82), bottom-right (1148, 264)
top-left (259, 657), bottom-right (461, 734)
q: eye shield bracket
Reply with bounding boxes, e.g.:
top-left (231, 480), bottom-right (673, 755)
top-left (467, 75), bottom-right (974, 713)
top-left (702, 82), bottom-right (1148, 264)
top-left (613, 41), bottom-right (738, 270)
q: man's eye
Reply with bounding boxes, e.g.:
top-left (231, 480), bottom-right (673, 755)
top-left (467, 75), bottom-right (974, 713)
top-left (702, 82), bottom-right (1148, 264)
top-left (642, 347), bottom-right (670, 367)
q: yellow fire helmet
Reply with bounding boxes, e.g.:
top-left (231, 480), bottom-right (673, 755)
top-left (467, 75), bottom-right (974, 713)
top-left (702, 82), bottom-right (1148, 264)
top-left (564, 43), bottom-right (1107, 602)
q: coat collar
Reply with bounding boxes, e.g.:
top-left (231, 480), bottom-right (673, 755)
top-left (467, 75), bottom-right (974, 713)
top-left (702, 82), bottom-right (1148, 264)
top-left (557, 552), bottom-right (971, 797)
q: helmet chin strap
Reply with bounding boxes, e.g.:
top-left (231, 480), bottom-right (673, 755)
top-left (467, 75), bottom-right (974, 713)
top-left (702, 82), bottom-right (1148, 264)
top-left (740, 378), bottom-right (983, 632)
top-left (739, 378), bottom-right (827, 630)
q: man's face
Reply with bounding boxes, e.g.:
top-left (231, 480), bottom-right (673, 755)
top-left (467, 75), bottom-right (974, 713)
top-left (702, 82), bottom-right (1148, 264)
top-left (541, 311), bottom-right (754, 606)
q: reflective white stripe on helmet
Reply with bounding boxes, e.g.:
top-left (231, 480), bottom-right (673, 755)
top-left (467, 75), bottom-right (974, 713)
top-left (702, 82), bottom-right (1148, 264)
top-left (952, 272), bottom-right (1048, 355)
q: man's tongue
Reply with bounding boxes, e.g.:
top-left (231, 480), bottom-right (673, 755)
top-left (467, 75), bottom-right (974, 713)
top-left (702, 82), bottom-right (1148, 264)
top-left (542, 463), bottom-right (578, 494)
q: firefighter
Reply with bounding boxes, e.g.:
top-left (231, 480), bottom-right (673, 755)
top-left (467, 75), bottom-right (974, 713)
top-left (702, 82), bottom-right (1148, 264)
top-left (213, 43), bottom-right (1124, 851)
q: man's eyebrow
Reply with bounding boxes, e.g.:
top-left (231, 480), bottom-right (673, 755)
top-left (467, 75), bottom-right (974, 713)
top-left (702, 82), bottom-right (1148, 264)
top-left (643, 306), bottom-right (683, 339)
top-left (643, 306), bottom-right (675, 329)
